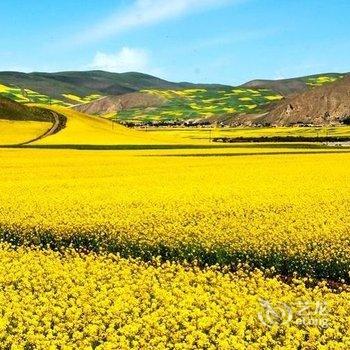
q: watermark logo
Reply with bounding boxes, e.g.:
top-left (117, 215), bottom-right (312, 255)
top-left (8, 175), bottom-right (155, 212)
top-left (258, 299), bottom-right (293, 326)
top-left (258, 299), bottom-right (329, 328)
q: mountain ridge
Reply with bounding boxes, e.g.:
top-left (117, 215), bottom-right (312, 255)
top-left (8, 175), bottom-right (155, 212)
top-left (241, 72), bottom-right (347, 96)
top-left (0, 70), bottom-right (233, 102)
top-left (1, 70), bottom-right (349, 127)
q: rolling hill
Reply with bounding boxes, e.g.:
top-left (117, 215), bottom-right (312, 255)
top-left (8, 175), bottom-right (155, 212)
top-left (74, 92), bottom-right (166, 116)
top-left (0, 95), bottom-right (55, 122)
top-left (0, 96), bottom-right (56, 145)
top-left (0, 71), bottom-right (232, 105)
top-left (0, 96), bottom-right (180, 146)
top-left (73, 72), bottom-right (347, 125)
top-left (257, 75), bottom-right (350, 126)
top-left (32, 106), bottom-right (180, 146)
top-left (241, 73), bottom-right (345, 96)
top-left (0, 70), bottom-right (348, 127)
top-left (74, 88), bottom-right (283, 125)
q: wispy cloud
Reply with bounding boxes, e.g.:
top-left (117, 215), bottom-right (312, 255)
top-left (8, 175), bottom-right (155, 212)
top-left (70, 0), bottom-right (243, 46)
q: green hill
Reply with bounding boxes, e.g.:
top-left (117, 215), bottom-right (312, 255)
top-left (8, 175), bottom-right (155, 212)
top-left (78, 73), bottom-right (347, 125)
top-left (0, 70), bottom-right (232, 106)
top-left (0, 70), bottom-right (347, 126)
top-left (241, 73), bottom-right (346, 96)
top-left (0, 96), bottom-right (54, 122)
top-left (110, 87), bottom-right (283, 125)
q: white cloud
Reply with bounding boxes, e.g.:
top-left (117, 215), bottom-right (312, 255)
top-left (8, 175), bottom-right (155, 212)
top-left (89, 47), bottom-right (165, 76)
top-left (90, 47), bottom-right (149, 72)
top-left (72, 0), bottom-right (242, 46)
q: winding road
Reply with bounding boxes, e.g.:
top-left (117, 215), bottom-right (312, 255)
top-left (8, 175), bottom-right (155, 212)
top-left (18, 111), bottom-right (66, 146)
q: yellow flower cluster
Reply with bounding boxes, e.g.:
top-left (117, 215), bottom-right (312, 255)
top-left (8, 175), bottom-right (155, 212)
top-left (0, 149), bottom-right (350, 281)
top-left (0, 120), bottom-right (51, 145)
top-left (31, 107), bottom-right (177, 146)
top-left (0, 245), bottom-right (348, 349)
top-left (0, 146), bottom-right (350, 347)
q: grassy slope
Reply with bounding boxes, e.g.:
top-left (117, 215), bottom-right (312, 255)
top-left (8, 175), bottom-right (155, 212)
top-left (0, 82), bottom-right (102, 106)
top-left (113, 88), bottom-right (283, 124)
top-left (0, 96), bottom-right (54, 122)
top-left (0, 72), bottom-right (111, 101)
top-left (242, 73), bottom-right (345, 95)
top-left (0, 71), bottom-right (232, 110)
top-left (0, 71), bottom-right (224, 102)
top-left (112, 74), bottom-right (346, 125)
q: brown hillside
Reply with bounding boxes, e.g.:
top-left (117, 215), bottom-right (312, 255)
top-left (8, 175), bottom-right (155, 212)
top-left (73, 92), bottom-right (167, 115)
top-left (260, 75), bottom-right (350, 126)
top-left (242, 79), bottom-right (308, 96)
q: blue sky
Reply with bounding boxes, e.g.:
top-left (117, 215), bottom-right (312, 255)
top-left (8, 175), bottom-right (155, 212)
top-left (0, 0), bottom-right (349, 85)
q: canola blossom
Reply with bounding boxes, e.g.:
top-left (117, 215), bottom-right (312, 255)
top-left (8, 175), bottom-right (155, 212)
top-left (31, 107), bottom-right (179, 146)
top-left (0, 146), bottom-right (350, 348)
top-left (0, 245), bottom-right (349, 349)
top-left (0, 120), bottom-right (51, 145)
top-left (1, 149), bottom-right (350, 281)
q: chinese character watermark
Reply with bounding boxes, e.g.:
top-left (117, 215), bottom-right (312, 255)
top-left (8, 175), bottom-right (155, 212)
top-left (258, 298), bottom-right (329, 328)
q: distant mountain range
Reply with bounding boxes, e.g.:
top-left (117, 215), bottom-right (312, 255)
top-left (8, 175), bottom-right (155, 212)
top-left (72, 72), bottom-right (349, 126)
top-left (0, 71), bottom-right (231, 103)
top-left (0, 70), bottom-right (349, 126)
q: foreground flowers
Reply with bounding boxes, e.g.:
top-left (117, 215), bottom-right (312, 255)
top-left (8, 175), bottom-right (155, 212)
top-left (0, 245), bottom-right (349, 349)
top-left (0, 149), bottom-right (350, 280)
top-left (0, 147), bottom-right (350, 348)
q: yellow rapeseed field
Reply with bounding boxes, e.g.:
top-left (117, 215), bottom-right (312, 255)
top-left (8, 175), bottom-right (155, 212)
top-left (0, 245), bottom-right (349, 349)
top-left (1, 146), bottom-right (350, 347)
top-left (1, 148), bottom-right (350, 280)
top-left (0, 119), bottom-right (51, 145)
top-left (143, 125), bottom-right (350, 142)
top-left (32, 106), bottom-right (181, 145)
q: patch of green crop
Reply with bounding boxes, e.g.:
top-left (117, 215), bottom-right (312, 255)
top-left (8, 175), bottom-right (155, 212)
top-left (114, 88), bottom-right (283, 123)
top-left (303, 74), bottom-right (344, 87)
top-left (0, 82), bottom-right (103, 107)
top-left (62, 94), bottom-right (103, 104)
top-left (0, 83), bottom-right (70, 106)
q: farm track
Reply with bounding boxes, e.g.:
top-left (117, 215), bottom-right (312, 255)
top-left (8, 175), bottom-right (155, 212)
top-left (17, 111), bottom-right (66, 146)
